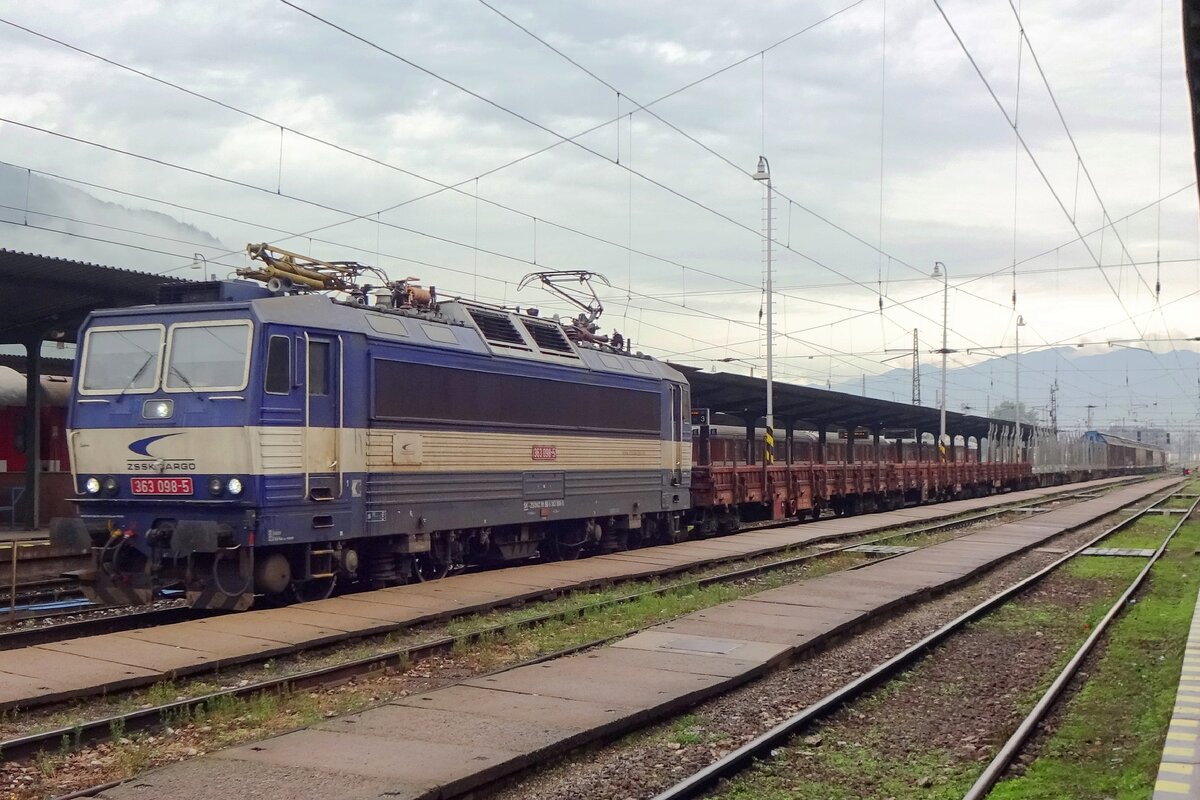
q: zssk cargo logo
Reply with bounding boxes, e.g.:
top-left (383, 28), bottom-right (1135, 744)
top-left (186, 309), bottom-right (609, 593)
top-left (126, 433), bottom-right (196, 472)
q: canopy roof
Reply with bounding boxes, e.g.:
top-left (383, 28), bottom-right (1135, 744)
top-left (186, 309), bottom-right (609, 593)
top-left (0, 249), bottom-right (187, 345)
top-left (678, 366), bottom-right (1034, 439)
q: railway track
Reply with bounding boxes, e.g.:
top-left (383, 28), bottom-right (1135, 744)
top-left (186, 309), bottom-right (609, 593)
top-left (0, 479), bottom-right (1132, 655)
top-left (0, 480), bottom-right (1157, 768)
top-left (38, 477), bottom-right (1179, 800)
top-left (647, 483), bottom-right (1197, 800)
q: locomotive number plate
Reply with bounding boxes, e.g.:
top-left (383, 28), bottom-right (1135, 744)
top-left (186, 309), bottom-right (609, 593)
top-left (531, 445), bottom-right (557, 461)
top-left (131, 477), bottom-right (194, 495)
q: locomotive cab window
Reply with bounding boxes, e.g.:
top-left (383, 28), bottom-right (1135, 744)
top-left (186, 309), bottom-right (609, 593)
top-left (164, 321), bottom-right (252, 392)
top-left (264, 335), bottom-right (291, 394)
top-left (308, 340), bottom-right (330, 396)
top-left (79, 324), bottom-right (165, 395)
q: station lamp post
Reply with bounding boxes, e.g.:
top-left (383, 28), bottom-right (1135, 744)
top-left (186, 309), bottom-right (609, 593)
top-left (932, 261), bottom-right (949, 454)
top-left (752, 156), bottom-right (774, 464)
top-left (1015, 314), bottom-right (1026, 454)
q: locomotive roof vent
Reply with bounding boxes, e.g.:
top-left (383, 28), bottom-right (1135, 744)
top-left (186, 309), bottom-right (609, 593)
top-left (466, 307), bottom-right (530, 350)
top-left (158, 279), bottom-right (273, 305)
top-left (521, 318), bottom-right (577, 357)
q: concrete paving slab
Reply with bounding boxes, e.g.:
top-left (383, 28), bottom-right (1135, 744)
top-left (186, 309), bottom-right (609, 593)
top-left (598, 547), bottom-right (697, 563)
top-left (316, 703), bottom-right (576, 752)
top-left (396, 684), bottom-right (632, 730)
top-left (184, 614), bottom-right (345, 647)
top-left (0, 648), bottom-right (159, 706)
top-left (288, 596), bottom-right (429, 623)
top-left (97, 758), bottom-right (400, 800)
top-left (121, 625), bottom-right (286, 660)
top-left (257, 607), bottom-right (390, 635)
top-left (462, 655), bottom-right (726, 708)
top-left (329, 590), bottom-right (457, 613)
top-left (3, 646), bottom-right (158, 685)
top-left (653, 618), bottom-right (820, 647)
top-left (214, 727), bottom-right (520, 791)
top-left (0, 670), bottom-right (65, 706)
top-left (737, 597), bottom-right (868, 625)
top-left (746, 586), bottom-right (903, 613)
top-left (590, 643), bottom-right (769, 677)
top-left (37, 635), bottom-right (213, 673)
top-left (612, 629), bottom-right (790, 664)
top-left (424, 573), bottom-right (570, 598)
top-left (373, 584), bottom-right (525, 609)
top-left (466, 574), bottom-right (578, 594)
top-left (693, 601), bottom-right (860, 632)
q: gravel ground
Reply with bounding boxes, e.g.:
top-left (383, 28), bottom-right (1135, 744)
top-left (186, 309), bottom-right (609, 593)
top-left (1, 596), bottom-right (186, 634)
top-left (488, 512), bottom-right (1149, 800)
top-left (762, 569), bottom-right (1129, 799)
top-left (0, 497), bottom-right (1050, 739)
top-left (0, 484), bottom-right (1143, 798)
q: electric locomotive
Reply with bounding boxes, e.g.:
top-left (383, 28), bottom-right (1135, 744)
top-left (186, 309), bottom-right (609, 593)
top-left (51, 246), bottom-right (690, 609)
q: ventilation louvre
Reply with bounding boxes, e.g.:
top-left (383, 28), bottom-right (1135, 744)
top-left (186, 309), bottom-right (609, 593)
top-left (467, 308), bottom-right (528, 347)
top-left (521, 319), bottom-right (576, 355)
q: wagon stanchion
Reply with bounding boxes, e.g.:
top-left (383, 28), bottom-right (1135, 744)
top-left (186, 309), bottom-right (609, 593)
top-left (8, 539), bottom-right (16, 626)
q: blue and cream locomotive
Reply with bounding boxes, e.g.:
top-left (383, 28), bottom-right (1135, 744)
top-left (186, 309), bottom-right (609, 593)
top-left (52, 247), bottom-right (691, 609)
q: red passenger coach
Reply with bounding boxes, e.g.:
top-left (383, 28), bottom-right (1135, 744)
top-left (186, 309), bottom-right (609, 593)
top-left (0, 366), bottom-right (73, 523)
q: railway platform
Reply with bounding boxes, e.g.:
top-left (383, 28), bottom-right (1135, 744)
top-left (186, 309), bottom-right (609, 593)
top-left (1, 529), bottom-right (86, 593)
top-left (1154, 580), bottom-right (1200, 798)
top-left (0, 478), bottom-right (1133, 711)
top-left (93, 477), bottom-right (1179, 800)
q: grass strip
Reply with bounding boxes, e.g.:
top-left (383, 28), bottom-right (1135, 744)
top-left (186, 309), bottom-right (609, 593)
top-left (987, 515), bottom-right (1200, 800)
top-left (710, 558), bottom-right (1141, 800)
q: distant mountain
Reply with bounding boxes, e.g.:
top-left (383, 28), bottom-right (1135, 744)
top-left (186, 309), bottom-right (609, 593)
top-left (834, 345), bottom-right (1200, 431)
top-left (0, 164), bottom-right (229, 275)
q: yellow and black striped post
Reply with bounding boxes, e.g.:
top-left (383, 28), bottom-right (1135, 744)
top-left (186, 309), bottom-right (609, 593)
top-left (764, 426), bottom-right (774, 465)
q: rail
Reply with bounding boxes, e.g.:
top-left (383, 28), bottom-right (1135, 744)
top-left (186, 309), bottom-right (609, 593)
top-left (1, 485), bottom-right (1117, 761)
top-left (649, 480), bottom-right (1188, 800)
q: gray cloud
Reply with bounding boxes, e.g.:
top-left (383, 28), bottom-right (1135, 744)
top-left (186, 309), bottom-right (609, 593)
top-left (0, 0), bottom-right (1196, 427)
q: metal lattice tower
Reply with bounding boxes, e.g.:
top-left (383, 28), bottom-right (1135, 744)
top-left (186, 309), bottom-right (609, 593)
top-left (911, 328), bottom-right (921, 405)
top-left (1049, 380), bottom-right (1059, 433)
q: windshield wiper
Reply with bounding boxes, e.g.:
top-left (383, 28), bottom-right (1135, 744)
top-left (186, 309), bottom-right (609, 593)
top-left (167, 363), bottom-right (199, 393)
top-left (115, 353), bottom-right (156, 398)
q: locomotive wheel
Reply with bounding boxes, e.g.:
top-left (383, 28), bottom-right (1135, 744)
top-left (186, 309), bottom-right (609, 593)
top-left (290, 574), bottom-right (337, 603)
top-left (254, 553), bottom-right (292, 595)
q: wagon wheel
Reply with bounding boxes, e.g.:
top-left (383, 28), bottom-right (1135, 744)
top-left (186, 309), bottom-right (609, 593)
top-left (411, 554), bottom-right (450, 582)
top-left (624, 523), bottom-right (646, 551)
top-left (543, 530), bottom-right (586, 561)
top-left (290, 574), bottom-right (337, 603)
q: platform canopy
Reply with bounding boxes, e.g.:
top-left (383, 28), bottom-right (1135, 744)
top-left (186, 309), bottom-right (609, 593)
top-left (1187, 1), bottom-right (1200, 194)
top-left (678, 366), bottom-right (1034, 440)
top-left (0, 249), bottom-right (187, 529)
top-left (0, 249), bottom-right (187, 345)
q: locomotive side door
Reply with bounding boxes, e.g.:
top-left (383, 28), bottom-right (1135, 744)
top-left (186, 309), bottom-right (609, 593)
top-left (304, 333), bottom-right (342, 501)
top-left (670, 383), bottom-right (684, 483)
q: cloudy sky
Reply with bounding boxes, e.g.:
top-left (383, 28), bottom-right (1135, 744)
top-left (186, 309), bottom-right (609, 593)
top-left (1, 0), bottom-right (1197, 429)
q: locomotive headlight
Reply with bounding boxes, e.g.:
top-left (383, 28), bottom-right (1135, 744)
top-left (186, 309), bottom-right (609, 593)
top-left (226, 477), bottom-right (244, 496)
top-left (142, 399), bottom-right (174, 420)
top-left (208, 477), bottom-right (224, 496)
top-left (102, 476), bottom-right (119, 496)
top-left (84, 477), bottom-right (101, 495)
